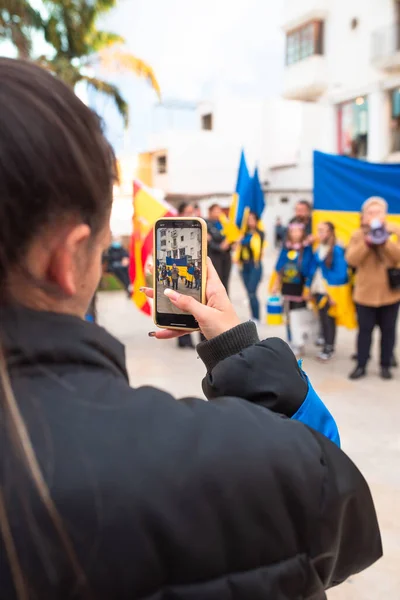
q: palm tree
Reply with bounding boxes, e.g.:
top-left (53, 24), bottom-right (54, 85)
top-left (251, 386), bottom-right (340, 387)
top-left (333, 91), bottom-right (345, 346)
top-left (0, 0), bottom-right (160, 126)
top-left (0, 0), bottom-right (42, 58)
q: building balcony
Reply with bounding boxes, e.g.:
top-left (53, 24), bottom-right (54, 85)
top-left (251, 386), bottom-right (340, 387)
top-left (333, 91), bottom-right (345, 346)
top-left (371, 22), bottom-right (400, 72)
top-left (283, 0), bottom-right (328, 32)
top-left (283, 55), bottom-right (327, 101)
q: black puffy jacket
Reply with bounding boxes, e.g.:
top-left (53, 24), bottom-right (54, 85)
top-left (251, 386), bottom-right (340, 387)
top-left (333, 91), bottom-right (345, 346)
top-left (0, 307), bottom-right (381, 600)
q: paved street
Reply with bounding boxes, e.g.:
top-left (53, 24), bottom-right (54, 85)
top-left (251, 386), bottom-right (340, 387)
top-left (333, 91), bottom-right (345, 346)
top-left (98, 258), bottom-right (400, 600)
top-left (156, 280), bottom-right (201, 314)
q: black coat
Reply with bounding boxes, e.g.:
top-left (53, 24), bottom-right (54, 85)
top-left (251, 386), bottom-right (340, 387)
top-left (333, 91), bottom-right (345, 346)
top-left (0, 307), bottom-right (381, 600)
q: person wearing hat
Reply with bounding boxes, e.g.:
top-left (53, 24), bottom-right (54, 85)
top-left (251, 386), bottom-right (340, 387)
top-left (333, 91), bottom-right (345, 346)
top-left (346, 197), bottom-right (400, 380)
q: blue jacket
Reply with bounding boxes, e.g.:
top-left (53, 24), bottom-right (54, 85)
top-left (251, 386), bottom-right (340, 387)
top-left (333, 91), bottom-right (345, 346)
top-left (275, 245), bottom-right (314, 282)
top-left (291, 368), bottom-right (340, 447)
top-left (306, 245), bottom-right (349, 288)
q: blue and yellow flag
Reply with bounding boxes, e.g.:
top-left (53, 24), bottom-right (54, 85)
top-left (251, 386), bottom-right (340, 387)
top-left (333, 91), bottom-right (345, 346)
top-left (313, 151), bottom-right (400, 244)
top-left (235, 150), bottom-right (252, 229)
top-left (250, 166), bottom-right (265, 219)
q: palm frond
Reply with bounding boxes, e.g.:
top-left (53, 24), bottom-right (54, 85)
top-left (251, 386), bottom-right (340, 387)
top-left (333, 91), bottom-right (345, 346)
top-left (86, 30), bottom-right (125, 53)
top-left (82, 75), bottom-right (129, 127)
top-left (98, 46), bottom-right (161, 99)
top-left (0, 0), bottom-right (42, 57)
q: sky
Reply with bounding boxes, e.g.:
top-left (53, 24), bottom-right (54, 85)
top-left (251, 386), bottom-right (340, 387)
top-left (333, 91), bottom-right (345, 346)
top-left (94, 0), bottom-right (285, 152)
top-left (0, 0), bottom-right (285, 153)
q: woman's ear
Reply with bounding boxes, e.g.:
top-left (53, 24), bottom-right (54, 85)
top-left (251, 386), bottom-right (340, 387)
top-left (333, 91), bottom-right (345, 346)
top-left (48, 224), bottom-right (91, 296)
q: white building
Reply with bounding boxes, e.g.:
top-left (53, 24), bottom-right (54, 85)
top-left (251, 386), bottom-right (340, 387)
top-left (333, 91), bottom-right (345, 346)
top-left (282, 0), bottom-right (400, 163)
top-left (158, 227), bottom-right (201, 263)
top-left (138, 95), bottom-right (319, 241)
top-left (265, 0), bottom-right (400, 236)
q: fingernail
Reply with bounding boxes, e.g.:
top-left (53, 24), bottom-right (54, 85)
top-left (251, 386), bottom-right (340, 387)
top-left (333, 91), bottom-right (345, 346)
top-left (139, 287), bottom-right (145, 292)
top-left (164, 289), bottom-right (178, 301)
top-left (148, 331), bottom-right (156, 337)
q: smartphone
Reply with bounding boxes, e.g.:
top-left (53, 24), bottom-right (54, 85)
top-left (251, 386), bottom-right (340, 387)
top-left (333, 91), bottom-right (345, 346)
top-left (153, 217), bottom-right (207, 330)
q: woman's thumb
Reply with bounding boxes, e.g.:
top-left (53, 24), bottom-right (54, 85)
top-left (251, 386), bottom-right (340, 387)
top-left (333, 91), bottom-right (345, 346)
top-left (164, 289), bottom-right (207, 320)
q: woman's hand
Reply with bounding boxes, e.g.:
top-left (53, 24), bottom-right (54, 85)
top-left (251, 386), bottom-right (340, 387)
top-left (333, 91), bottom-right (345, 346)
top-left (142, 258), bottom-right (240, 341)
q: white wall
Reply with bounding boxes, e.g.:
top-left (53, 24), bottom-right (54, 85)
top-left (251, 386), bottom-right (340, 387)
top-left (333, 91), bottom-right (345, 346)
top-left (323, 0), bottom-right (396, 102)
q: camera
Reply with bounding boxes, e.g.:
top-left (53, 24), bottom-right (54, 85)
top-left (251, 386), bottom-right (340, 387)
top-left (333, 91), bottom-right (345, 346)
top-left (368, 219), bottom-right (389, 245)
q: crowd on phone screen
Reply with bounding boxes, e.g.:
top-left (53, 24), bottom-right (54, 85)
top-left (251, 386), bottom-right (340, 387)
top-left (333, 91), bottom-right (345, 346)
top-left (157, 262), bottom-right (201, 292)
top-left (273, 198), bottom-right (400, 380)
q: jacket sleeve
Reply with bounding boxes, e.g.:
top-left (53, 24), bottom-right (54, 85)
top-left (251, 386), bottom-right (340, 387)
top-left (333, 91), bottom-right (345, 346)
top-left (274, 248), bottom-right (286, 273)
top-left (345, 231), bottom-right (370, 267)
top-left (192, 324), bottom-right (382, 589)
top-left (326, 246), bottom-right (349, 285)
top-left (381, 236), bottom-right (400, 263)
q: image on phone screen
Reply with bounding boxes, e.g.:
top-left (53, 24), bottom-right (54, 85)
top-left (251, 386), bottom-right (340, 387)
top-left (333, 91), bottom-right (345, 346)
top-left (155, 220), bottom-right (203, 325)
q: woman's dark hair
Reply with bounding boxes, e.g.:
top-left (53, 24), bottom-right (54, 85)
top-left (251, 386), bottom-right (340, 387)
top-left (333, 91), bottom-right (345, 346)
top-left (0, 57), bottom-right (116, 288)
top-left (322, 221), bottom-right (336, 268)
top-left (246, 211), bottom-right (259, 231)
top-left (0, 58), bottom-right (117, 599)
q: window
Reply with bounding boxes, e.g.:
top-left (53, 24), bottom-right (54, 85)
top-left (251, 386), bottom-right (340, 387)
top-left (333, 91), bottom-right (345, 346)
top-left (190, 247), bottom-right (194, 255)
top-left (337, 96), bottom-right (368, 158)
top-left (280, 197), bottom-right (289, 204)
top-left (190, 231), bottom-right (195, 239)
top-left (201, 113), bottom-right (213, 130)
top-left (161, 229), bottom-right (166, 237)
top-left (180, 235), bottom-right (184, 242)
top-left (179, 248), bottom-right (185, 258)
top-left (156, 154), bottom-right (167, 174)
top-left (160, 239), bottom-right (166, 247)
top-left (167, 251), bottom-right (171, 257)
top-left (391, 89), bottom-right (400, 153)
top-left (286, 20), bottom-right (324, 66)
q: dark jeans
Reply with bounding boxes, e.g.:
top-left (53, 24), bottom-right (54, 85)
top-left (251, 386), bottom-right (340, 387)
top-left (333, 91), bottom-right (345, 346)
top-left (172, 279), bottom-right (178, 291)
top-left (110, 265), bottom-right (131, 292)
top-left (210, 252), bottom-right (232, 294)
top-left (318, 303), bottom-right (336, 351)
top-left (356, 302), bottom-right (400, 368)
top-left (241, 262), bottom-right (262, 320)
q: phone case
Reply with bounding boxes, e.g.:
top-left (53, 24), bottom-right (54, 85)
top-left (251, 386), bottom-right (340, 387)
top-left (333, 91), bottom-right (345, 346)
top-left (153, 217), bottom-right (207, 331)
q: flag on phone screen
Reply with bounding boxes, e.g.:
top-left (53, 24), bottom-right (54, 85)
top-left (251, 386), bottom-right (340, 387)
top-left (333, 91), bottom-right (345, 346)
top-left (129, 180), bottom-right (175, 315)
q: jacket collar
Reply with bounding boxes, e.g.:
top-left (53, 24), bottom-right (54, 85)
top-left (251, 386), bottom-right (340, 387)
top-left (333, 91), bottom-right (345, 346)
top-left (0, 305), bottom-right (128, 381)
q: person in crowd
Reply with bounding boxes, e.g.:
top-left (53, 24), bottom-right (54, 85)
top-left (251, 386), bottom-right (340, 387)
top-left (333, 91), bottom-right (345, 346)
top-left (194, 265), bottom-right (201, 290)
top-left (306, 222), bottom-right (353, 362)
top-left (193, 203), bottom-right (202, 217)
top-left (177, 201), bottom-right (194, 217)
top-left (161, 265), bottom-right (169, 287)
top-left (350, 212), bottom-right (398, 368)
top-left (273, 221), bottom-right (314, 355)
top-left (186, 263), bottom-right (195, 289)
top-left (206, 203), bottom-right (232, 293)
top-left (171, 264), bottom-right (179, 291)
top-left (0, 58), bottom-right (382, 600)
top-left (290, 200), bottom-right (313, 244)
top-left (237, 211), bottom-right (265, 323)
top-left (346, 196), bottom-right (400, 380)
top-left (103, 237), bottom-right (132, 298)
top-left (274, 216), bottom-right (285, 248)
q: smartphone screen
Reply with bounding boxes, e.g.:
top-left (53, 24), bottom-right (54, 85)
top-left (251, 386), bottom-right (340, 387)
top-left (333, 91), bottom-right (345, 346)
top-left (154, 217), bottom-right (206, 330)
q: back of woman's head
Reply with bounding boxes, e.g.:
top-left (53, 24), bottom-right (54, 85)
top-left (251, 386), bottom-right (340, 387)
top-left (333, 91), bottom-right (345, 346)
top-left (0, 58), bottom-right (116, 287)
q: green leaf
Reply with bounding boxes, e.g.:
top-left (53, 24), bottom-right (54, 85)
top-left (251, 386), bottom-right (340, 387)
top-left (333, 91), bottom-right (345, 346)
top-left (83, 75), bottom-right (129, 127)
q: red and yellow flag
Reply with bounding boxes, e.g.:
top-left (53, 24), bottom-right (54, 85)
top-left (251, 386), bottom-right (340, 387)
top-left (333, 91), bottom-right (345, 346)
top-left (129, 180), bottom-right (175, 315)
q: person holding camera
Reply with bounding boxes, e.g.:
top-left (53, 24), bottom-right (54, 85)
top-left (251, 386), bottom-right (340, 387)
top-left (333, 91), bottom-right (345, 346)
top-left (346, 197), bottom-right (400, 380)
top-left (0, 59), bottom-right (382, 600)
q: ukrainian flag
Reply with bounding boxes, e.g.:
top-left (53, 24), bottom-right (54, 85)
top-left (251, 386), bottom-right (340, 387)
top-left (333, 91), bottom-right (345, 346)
top-left (313, 151), bottom-right (400, 244)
